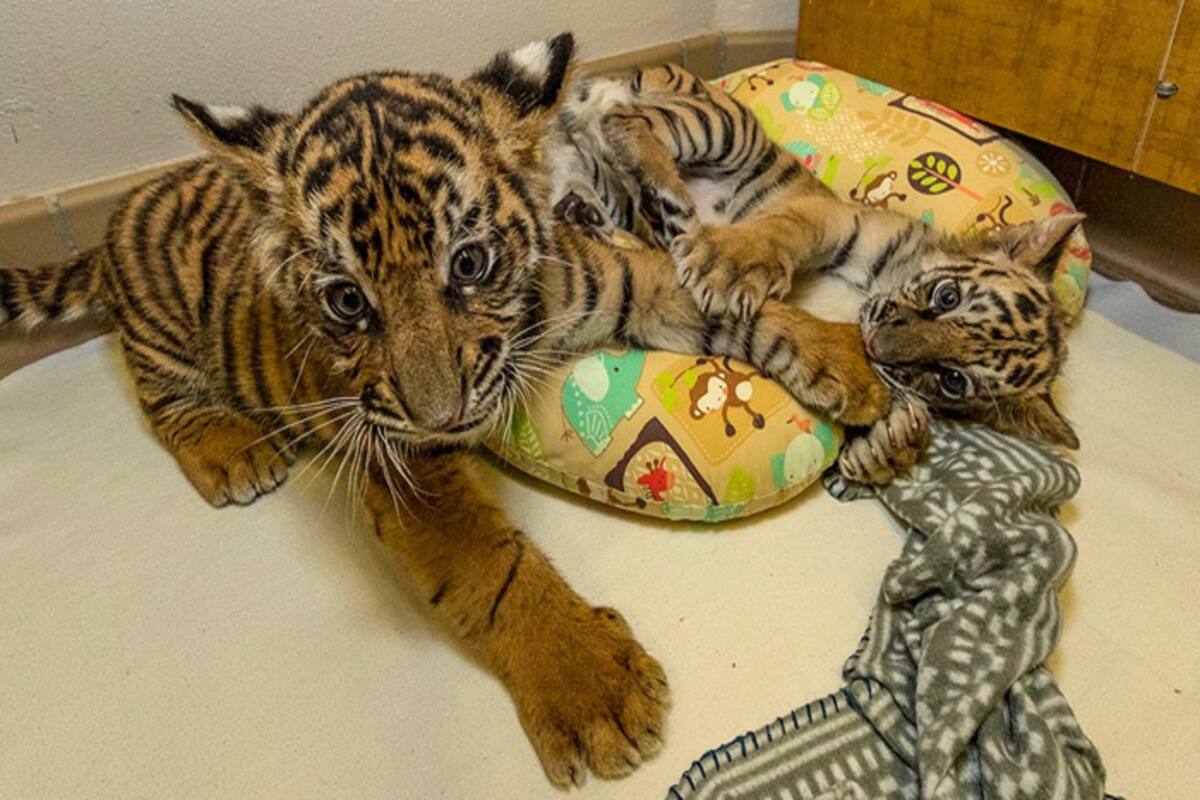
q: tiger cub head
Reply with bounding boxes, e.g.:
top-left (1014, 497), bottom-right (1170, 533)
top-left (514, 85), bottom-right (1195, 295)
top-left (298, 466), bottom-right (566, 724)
top-left (859, 213), bottom-right (1084, 449)
top-left (171, 34), bottom-right (577, 446)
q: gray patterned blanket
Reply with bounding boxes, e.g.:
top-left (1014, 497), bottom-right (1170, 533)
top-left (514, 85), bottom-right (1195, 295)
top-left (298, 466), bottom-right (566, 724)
top-left (666, 422), bottom-right (1112, 800)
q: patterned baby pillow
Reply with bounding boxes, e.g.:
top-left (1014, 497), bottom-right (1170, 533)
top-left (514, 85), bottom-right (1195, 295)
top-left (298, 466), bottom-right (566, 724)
top-left (716, 59), bottom-right (1092, 317)
top-left (484, 59), bottom-right (1092, 524)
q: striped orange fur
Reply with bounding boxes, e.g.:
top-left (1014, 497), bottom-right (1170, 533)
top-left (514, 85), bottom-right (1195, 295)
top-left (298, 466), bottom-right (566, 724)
top-left (0, 36), bottom-right (889, 786)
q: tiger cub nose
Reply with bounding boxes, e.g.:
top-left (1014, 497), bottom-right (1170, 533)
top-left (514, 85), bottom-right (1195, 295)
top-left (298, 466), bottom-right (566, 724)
top-left (423, 401), bottom-right (464, 432)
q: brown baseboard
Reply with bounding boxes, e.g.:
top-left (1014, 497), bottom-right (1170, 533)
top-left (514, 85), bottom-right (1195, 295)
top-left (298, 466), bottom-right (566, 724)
top-left (0, 318), bottom-right (112, 382)
top-left (582, 30), bottom-right (796, 81)
top-left (0, 157), bottom-right (207, 271)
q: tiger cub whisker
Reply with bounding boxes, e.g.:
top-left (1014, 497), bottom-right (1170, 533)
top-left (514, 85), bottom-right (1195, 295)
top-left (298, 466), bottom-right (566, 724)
top-left (224, 405), bottom-right (357, 467)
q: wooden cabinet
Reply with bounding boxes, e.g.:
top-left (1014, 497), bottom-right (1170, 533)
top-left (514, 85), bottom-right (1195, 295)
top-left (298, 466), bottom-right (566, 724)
top-left (1139, 1), bottom-right (1200, 191)
top-left (796, 0), bottom-right (1200, 194)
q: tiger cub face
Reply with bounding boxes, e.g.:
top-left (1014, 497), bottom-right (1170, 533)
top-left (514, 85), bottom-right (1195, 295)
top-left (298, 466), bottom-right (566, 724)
top-left (859, 213), bottom-right (1083, 449)
top-left (172, 35), bottom-right (576, 446)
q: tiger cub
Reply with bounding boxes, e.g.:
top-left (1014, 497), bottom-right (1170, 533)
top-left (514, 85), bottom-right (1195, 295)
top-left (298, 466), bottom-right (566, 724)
top-left (550, 63), bottom-right (1082, 484)
top-left (0, 37), bottom-right (890, 785)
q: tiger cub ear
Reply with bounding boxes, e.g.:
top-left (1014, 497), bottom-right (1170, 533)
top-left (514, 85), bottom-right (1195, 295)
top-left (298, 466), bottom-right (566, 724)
top-left (992, 212), bottom-right (1086, 282)
top-left (172, 95), bottom-right (287, 170)
top-left (982, 390), bottom-right (1080, 450)
top-left (172, 96), bottom-right (289, 206)
top-left (470, 32), bottom-right (576, 118)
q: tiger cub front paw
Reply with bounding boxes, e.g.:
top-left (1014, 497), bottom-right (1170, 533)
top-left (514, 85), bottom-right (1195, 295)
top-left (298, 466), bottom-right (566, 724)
top-left (839, 399), bottom-right (931, 485)
top-left (792, 320), bottom-right (892, 426)
top-left (512, 605), bottom-right (670, 788)
top-left (671, 226), bottom-right (790, 320)
top-left (171, 412), bottom-right (293, 507)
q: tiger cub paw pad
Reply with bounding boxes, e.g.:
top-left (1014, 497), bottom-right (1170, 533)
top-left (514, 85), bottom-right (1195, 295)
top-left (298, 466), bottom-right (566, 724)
top-left (554, 191), bottom-right (609, 236)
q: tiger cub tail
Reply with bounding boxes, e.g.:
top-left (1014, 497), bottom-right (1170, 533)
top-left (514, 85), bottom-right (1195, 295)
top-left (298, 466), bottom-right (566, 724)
top-left (0, 248), bottom-right (106, 329)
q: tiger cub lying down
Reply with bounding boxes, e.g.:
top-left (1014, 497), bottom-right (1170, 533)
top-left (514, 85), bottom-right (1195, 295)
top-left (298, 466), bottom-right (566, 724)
top-left (550, 63), bottom-right (1082, 484)
top-left (0, 37), bottom-right (894, 786)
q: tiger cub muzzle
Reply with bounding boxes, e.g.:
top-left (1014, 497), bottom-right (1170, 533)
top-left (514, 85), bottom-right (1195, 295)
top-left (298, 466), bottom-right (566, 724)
top-left (358, 332), bottom-right (514, 443)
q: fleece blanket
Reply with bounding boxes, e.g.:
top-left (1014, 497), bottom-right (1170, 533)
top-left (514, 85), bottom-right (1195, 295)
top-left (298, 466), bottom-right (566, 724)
top-left (667, 422), bottom-right (1112, 800)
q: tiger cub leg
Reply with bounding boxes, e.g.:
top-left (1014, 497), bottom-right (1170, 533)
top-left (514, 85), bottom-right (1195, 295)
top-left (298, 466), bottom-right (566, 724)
top-left (611, 72), bottom-right (854, 319)
top-left (614, 244), bottom-right (890, 425)
top-left (746, 301), bottom-right (892, 426)
top-left (124, 346), bottom-right (293, 506)
top-left (366, 456), bottom-right (669, 787)
top-left (598, 108), bottom-right (698, 246)
top-left (590, 93), bottom-right (849, 319)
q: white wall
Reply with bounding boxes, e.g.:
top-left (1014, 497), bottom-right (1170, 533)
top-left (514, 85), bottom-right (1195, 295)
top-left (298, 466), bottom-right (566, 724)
top-left (713, 0), bottom-right (796, 31)
top-left (3, 0), bottom-right (801, 203)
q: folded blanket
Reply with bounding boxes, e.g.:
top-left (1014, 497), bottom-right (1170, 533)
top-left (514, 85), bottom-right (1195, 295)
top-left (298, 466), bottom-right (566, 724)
top-left (666, 422), bottom-right (1111, 800)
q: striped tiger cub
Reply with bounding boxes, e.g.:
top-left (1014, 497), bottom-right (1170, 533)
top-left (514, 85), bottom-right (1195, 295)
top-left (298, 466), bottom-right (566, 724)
top-left (0, 36), bottom-right (890, 785)
top-left (551, 63), bottom-right (1082, 484)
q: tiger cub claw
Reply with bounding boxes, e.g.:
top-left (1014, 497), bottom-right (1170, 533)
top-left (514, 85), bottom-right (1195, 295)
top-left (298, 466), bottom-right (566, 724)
top-left (839, 398), bottom-right (932, 485)
top-left (670, 227), bottom-right (788, 321)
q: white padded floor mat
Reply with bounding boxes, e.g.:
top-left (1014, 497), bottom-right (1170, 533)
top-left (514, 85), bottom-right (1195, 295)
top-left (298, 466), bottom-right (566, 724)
top-left (1, 310), bottom-right (1198, 799)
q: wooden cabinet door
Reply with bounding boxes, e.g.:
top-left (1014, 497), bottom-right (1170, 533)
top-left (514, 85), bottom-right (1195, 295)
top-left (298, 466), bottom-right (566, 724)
top-left (796, 0), bottom-right (1180, 170)
top-left (1138, 1), bottom-right (1200, 193)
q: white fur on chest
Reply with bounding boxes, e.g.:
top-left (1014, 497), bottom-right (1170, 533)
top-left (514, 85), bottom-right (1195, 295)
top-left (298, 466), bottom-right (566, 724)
top-left (790, 273), bottom-right (866, 324)
top-left (684, 177), bottom-right (733, 225)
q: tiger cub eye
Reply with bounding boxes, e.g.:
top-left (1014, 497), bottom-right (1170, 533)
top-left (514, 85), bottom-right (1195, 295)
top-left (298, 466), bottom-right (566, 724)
top-left (930, 279), bottom-right (961, 313)
top-left (939, 368), bottom-right (971, 398)
top-left (324, 282), bottom-right (368, 323)
top-left (451, 243), bottom-right (491, 285)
